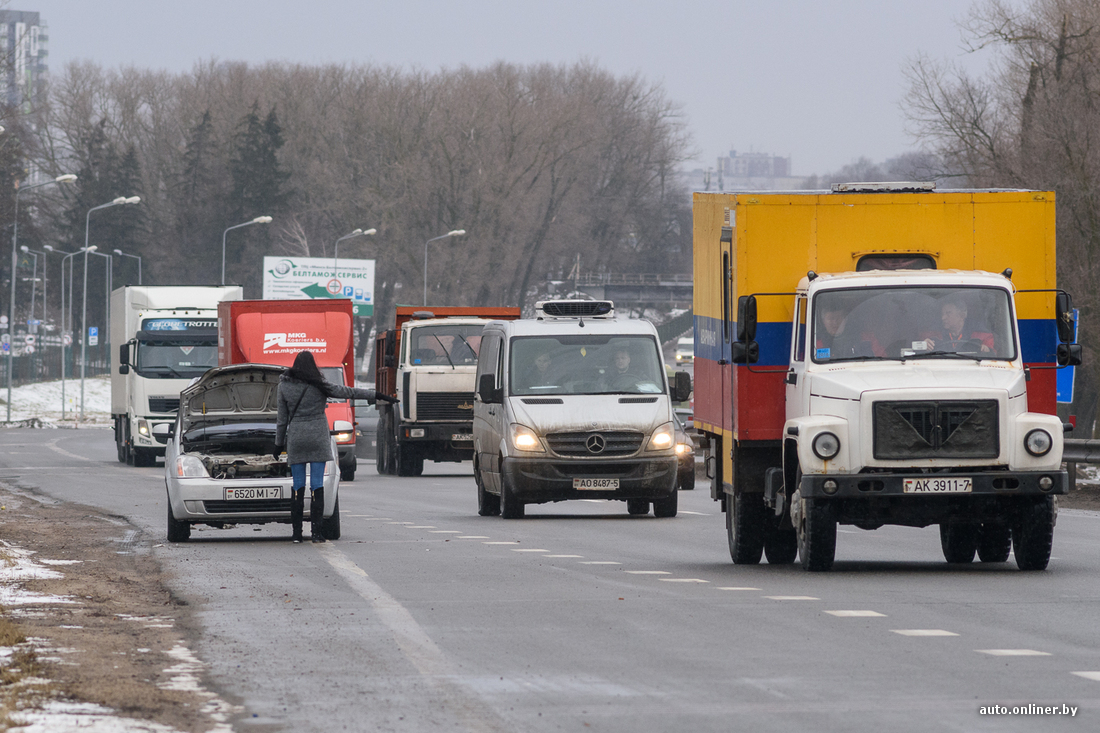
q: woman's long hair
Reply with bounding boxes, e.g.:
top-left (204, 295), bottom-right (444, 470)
top-left (285, 350), bottom-right (326, 387)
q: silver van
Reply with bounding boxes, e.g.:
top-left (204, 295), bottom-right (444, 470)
top-left (472, 300), bottom-right (692, 518)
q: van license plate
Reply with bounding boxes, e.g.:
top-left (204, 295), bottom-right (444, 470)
top-left (573, 478), bottom-right (619, 490)
top-left (224, 487), bottom-right (282, 500)
top-left (902, 478), bottom-right (972, 494)
top-left (452, 433), bottom-right (473, 441)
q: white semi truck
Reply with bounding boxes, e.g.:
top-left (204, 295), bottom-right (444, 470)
top-left (111, 286), bottom-right (242, 466)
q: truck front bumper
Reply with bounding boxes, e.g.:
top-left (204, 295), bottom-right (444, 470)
top-left (503, 455), bottom-right (677, 504)
top-left (800, 470), bottom-right (1067, 499)
top-left (398, 422), bottom-right (474, 460)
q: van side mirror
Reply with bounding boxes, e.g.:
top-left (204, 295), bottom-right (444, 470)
top-left (478, 373), bottom-right (501, 404)
top-left (671, 371), bottom-right (692, 403)
top-left (1056, 292), bottom-right (1076, 344)
top-left (118, 343), bottom-right (130, 374)
top-left (737, 295), bottom-right (757, 341)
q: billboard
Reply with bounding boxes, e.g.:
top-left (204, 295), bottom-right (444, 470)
top-left (262, 256), bottom-right (375, 316)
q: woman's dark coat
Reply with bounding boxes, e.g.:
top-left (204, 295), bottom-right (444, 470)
top-left (275, 374), bottom-right (377, 465)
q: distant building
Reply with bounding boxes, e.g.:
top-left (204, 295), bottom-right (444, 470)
top-left (684, 148), bottom-right (807, 194)
top-left (0, 9), bottom-right (48, 110)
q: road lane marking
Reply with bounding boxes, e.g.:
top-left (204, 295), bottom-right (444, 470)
top-left (386, 522), bottom-right (414, 525)
top-left (717, 587), bottom-right (761, 591)
top-left (45, 438), bottom-right (93, 462)
top-left (352, 517), bottom-right (393, 520)
top-left (483, 541), bottom-right (520, 545)
top-left (824, 610), bottom-right (886, 617)
top-left (406, 525), bottom-right (437, 529)
top-left (543, 555), bottom-right (583, 558)
top-left (1072, 672), bottom-right (1100, 681)
top-left (317, 545), bottom-right (513, 733)
top-left (457, 536), bottom-right (489, 539)
top-left (678, 511), bottom-right (709, 515)
top-left (764, 596), bottom-right (819, 601)
top-left (579, 561), bottom-right (620, 565)
top-left (892, 630), bottom-right (959, 636)
top-left (511, 549), bottom-right (549, 553)
top-left (624, 571), bottom-right (671, 575)
top-left (659, 578), bottom-right (709, 583)
top-left (430, 530), bottom-right (461, 534)
top-left (976, 649), bottom-right (1051, 656)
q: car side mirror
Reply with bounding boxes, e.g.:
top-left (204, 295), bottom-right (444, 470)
top-left (671, 371), bottom-right (692, 403)
top-left (478, 373), bottom-right (501, 404)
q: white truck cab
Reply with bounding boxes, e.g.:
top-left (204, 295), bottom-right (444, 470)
top-left (472, 300), bottom-right (692, 518)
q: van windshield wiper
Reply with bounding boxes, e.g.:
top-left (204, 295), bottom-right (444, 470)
top-left (821, 355), bottom-right (903, 364)
top-left (902, 350), bottom-right (985, 362)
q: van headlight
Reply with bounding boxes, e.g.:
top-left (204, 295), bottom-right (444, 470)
top-left (812, 432), bottom-right (841, 460)
top-left (647, 423), bottom-right (675, 451)
top-left (1024, 429), bottom-right (1053, 457)
top-left (334, 431), bottom-right (355, 444)
top-left (510, 424), bottom-right (544, 452)
top-left (176, 455), bottom-right (208, 478)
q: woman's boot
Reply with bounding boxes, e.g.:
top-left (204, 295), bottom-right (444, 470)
top-left (290, 489), bottom-right (305, 542)
top-left (310, 487), bottom-right (326, 543)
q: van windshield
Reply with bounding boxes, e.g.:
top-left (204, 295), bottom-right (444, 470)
top-left (510, 335), bottom-right (665, 396)
top-left (811, 286), bottom-right (1017, 363)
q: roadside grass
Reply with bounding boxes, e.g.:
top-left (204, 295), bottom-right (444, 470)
top-left (0, 605), bottom-right (55, 730)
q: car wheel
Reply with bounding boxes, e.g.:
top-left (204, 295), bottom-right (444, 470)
top-left (653, 491), bottom-right (678, 518)
top-left (939, 522), bottom-right (979, 563)
top-left (797, 497), bottom-right (837, 572)
top-left (1012, 497), bottom-right (1054, 571)
top-left (500, 474), bottom-right (524, 519)
top-left (626, 499), bottom-right (649, 516)
top-left (727, 490), bottom-right (765, 564)
top-left (476, 460), bottom-right (500, 516)
top-left (322, 495), bottom-right (341, 540)
top-left (977, 522), bottom-right (1011, 563)
top-left (167, 502), bottom-right (190, 542)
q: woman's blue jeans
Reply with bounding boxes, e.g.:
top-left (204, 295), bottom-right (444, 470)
top-left (290, 462), bottom-right (325, 491)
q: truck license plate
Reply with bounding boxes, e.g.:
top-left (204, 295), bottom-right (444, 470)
top-left (573, 478), bottom-right (619, 490)
top-left (451, 433), bottom-right (473, 441)
top-left (224, 487), bottom-right (282, 500)
top-left (902, 478), bottom-right (972, 494)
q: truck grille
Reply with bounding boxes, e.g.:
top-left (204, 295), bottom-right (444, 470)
top-left (873, 400), bottom-right (999, 460)
top-left (546, 431), bottom-right (644, 457)
top-left (415, 392), bottom-right (476, 421)
top-left (149, 397), bottom-right (180, 413)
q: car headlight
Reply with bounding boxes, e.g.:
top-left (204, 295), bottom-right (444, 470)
top-left (812, 431), bottom-right (841, 460)
top-left (1025, 429), bottom-right (1053, 457)
top-left (647, 422), bottom-right (675, 451)
top-left (510, 424), bottom-right (545, 452)
top-left (175, 454), bottom-right (208, 478)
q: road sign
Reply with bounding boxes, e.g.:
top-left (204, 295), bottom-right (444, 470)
top-left (89, 326), bottom-right (99, 346)
top-left (62, 332), bottom-right (72, 347)
top-left (24, 334), bottom-right (35, 346)
top-left (23, 345), bottom-right (34, 354)
top-left (0, 342), bottom-right (7, 353)
top-left (0, 333), bottom-right (8, 345)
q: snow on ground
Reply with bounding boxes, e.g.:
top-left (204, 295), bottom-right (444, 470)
top-left (0, 375), bottom-right (111, 426)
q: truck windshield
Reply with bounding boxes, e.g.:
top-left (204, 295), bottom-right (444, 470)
top-left (510, 335), bottom-right (666, 396)
top-left (811, 286), bottom-right (1017, 363)
top-left (135, 341), bottom-right (218, 379)
top-left (406, 325), bottom-right (483, 366)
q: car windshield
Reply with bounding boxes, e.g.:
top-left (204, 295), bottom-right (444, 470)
top-left (510, 335), bottom-right (666, 396)
top-left (811, 286), bottom-right (1017, 363)
top-left (406, 325), bottom-right (483, 366)
top-left (135, 341), bottom-right (218, 379)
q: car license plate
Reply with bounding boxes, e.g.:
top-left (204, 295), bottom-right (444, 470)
top-left (223, 487), bottom-right (282, 500)
top-left (573, 478), bottom-right (619, 490)
top-left (902, 478), bottom-right (972, 494)
top-left (452, 433), bottom-right (473, 441)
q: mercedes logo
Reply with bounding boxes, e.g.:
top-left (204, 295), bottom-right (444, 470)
top-left (586, 434), bottom-right (606, 454)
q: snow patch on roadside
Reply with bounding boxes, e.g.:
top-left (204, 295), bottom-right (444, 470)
top-left (16, 700), bottom-right (183, 732)
top-left (0, 541), bottom-right (76, 606)
top-left (0, 375), bottom-right (112, 426)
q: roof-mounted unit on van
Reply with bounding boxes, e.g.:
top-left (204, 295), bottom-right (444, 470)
top-left (831, 182), bottom-right (936, 193)
top-left (411, 311), bottom-right (435, 320)
top-left (535, 300), bottom-right (615, 319)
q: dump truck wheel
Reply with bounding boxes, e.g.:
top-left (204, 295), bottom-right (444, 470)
top-left (977, 522), bottom-right (1011, 563)
top-left (1013, 497), bottom-right (1054, 571)
top-left (797, 498), bottom-right (836, 571)
top-left (727, 491), bottom-right (765, 564)
top-left (764, 522), bottom-right (798, 564)
top-left (939, 523), bottom-right (979, 563)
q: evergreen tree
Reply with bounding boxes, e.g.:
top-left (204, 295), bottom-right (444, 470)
top-left (176, 110), bottom-right (226, 283)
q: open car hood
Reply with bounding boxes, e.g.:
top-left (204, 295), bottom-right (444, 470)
top-left (179, 363), bottom-right (285, 434)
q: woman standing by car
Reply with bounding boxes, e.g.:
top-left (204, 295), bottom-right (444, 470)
top-left (276, 350), bottom-right (394, 543)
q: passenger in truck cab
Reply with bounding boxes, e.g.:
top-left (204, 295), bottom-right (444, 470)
top-left (815, 302), bottom-right (885, 359)
top-left (815, 304), bottom-right (849, 351)
top-left (920, 297), bottom-right (994, 352)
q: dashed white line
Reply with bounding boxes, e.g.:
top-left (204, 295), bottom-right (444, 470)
top-left (1071, 672), bottom-right (1100, 681)
top-left (976, 649), bottom-right (1051, 656)
top-left (892, 630), bottom-right (959, 637)
top-left (659, 578), bottom-right (709, 583)
top-left (624, 571), bottom-right (671, 575)
top-left (764, 596), bottom-right (819, 601)
top-left (825, 610), bottom-right (886, 617)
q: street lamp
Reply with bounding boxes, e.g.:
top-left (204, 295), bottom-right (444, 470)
top-left (333, 227), bottom-right (376, 278)
top-left (7, 173), bottom-right (77, 422)
top-left (423, 229), bottom-right (465, 306)
top-left (81, 196), bottom-right (139, 420)
top-left (221, 216), bottom-right (272, 285)
top-left (113, 248), bottom-right (142, 285)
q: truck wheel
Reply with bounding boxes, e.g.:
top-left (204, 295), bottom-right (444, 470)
top-left (797, 498), bottom-right (837, 571)
top-left (626, 499), bottom-right (650, 515)
top-left (321, 496), bottom-right (341, 540)
top-left (396, 444), bottom-right (423, 476)
top-left (727, 491), bottom-right (765, 564)
top-left (476, 462), bottom-right (500, 516)
top-left (653, 492), bottom-right (678, 518)
top-left (133, 448), bottom-right (155, 468)
top-left (764, 522), bottom-right (798, 564)
top-left (167, 503), bottom-right (190, 542)
top-left (939, 523), bottom-right (979, 563)
top-left (977, 522), bottom-right (1011, 563)
top-left (1012, 497), bottom-right (1054, 571)
top-left (500, 475), bottom-right (524, 519)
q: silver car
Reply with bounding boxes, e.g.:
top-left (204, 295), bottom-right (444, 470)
top-left (161, 363), bottom-right (340, 542)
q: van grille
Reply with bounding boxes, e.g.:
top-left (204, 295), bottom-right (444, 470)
top-left (416, 392), bottom-right (476, 421)
top-left (546, 431), bottom-right (644, 457)
top-left (149, 397), bottom-right (180, 413)
top-left (873, 400), bottom-right (998, 459)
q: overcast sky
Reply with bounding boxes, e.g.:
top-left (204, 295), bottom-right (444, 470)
top-left (33, 0), bottom-right (1002, 176)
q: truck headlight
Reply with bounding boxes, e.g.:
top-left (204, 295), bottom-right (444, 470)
top-left (1025, 429), bottom-right (1053, 457)
top-left (138, 418), bottom-right (150, 436)
top-left (647, 423), bottom-right (675, 451)
top-left (510, 424), bottom-right (544, 452)
top-left (175, 455), bottom-right (208, 478)
top-left (812, 432), bottom-right (841, 460)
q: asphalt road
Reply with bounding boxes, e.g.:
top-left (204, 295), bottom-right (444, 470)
top-left (2, 426), bottom-right (1099, 732)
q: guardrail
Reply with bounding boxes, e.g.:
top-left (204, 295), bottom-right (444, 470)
top-left (1063, 439), bottom-right (1100, 493)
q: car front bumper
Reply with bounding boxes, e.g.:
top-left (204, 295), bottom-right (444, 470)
top-left (502, 455), bottom-right (677, 503)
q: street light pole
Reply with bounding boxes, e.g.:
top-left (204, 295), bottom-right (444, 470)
top-left (221, 216), bottom-right (272, 285)
top-left (6, 173), bottom-right (77, 422)
top-left (113, 248), bottom-right (142, 285)
top-left (423, 229), bottom-right (466, 306)
top-left (333, 227), bottom-right (376, 277)
top-left (81, 196), bottom-right (139, 420)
